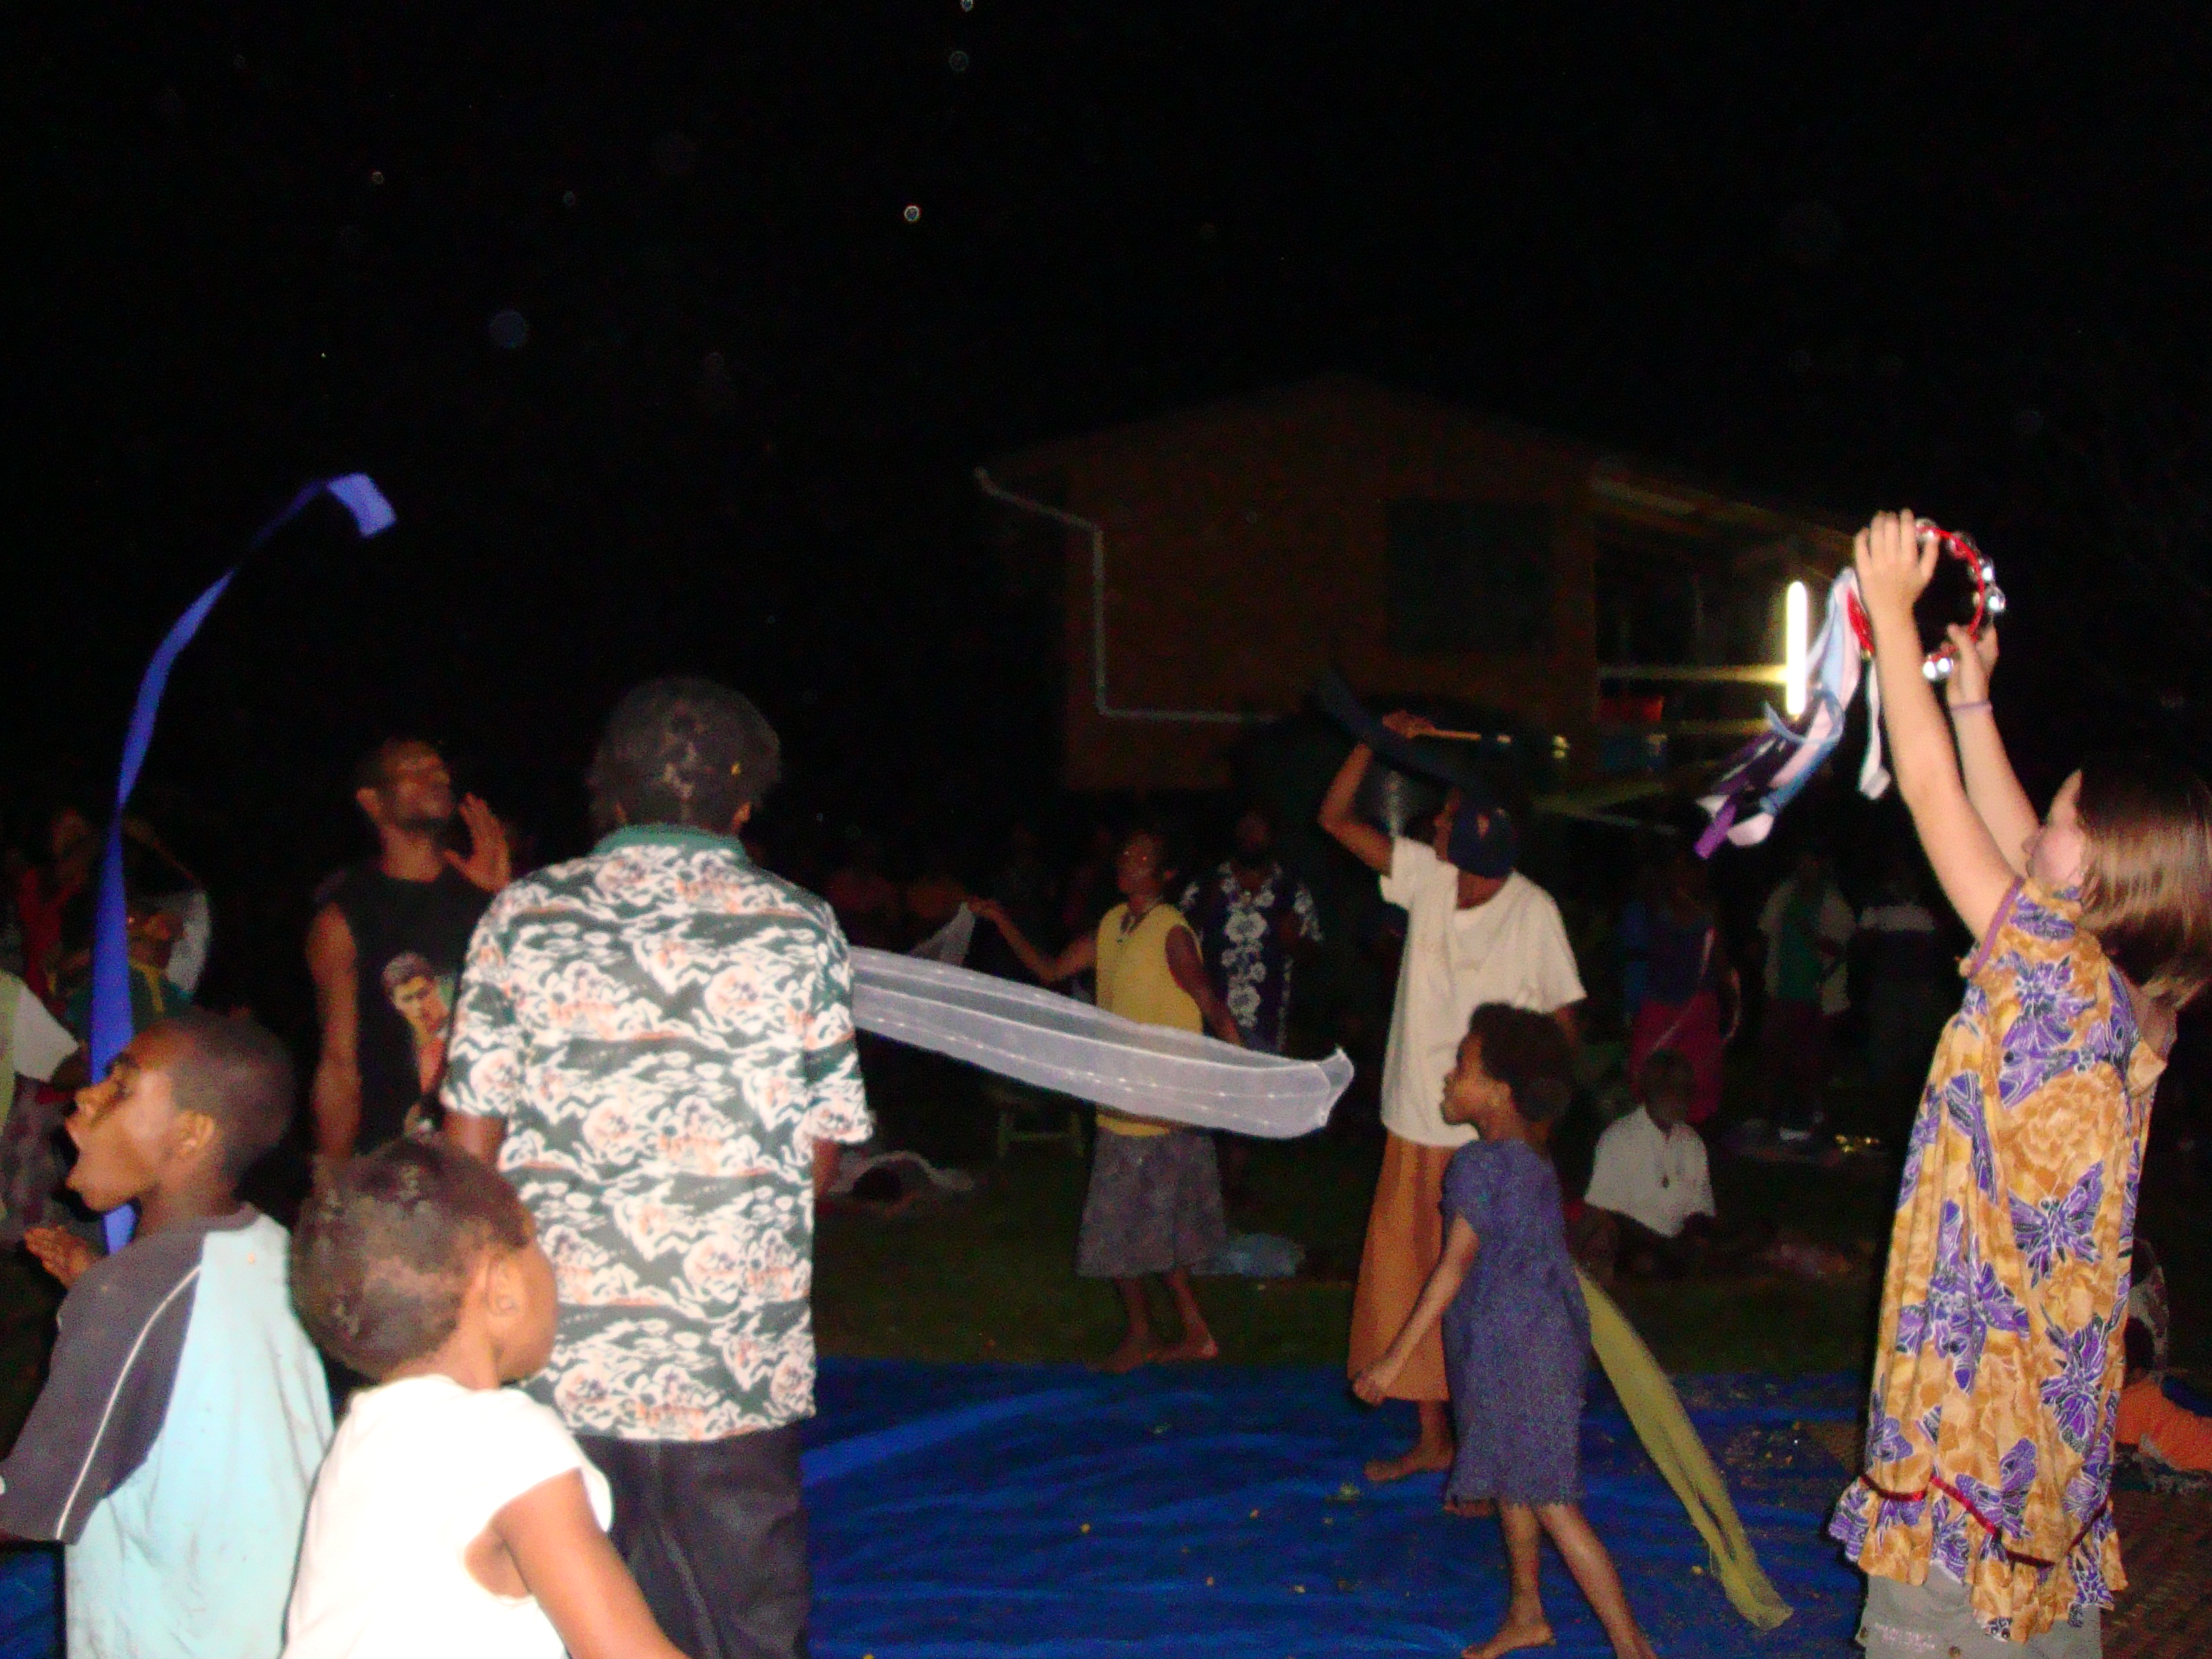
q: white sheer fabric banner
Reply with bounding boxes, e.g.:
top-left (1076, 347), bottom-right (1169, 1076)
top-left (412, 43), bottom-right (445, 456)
top-left (850, 948), bottom-right (1353, 1138)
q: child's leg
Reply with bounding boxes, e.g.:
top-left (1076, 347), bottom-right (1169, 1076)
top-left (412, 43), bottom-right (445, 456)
top-left (1154, 1267), bottom-right (1220, 1362)
top-left (1532, 1503), bottom-right (1658, 1659)
top-left (1463, 1502), bottom-right (1553, 1659)
top-left (1097, 1277), bottom-right (1160, 1372)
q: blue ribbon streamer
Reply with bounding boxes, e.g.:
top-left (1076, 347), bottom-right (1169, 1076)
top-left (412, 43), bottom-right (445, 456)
top-left (91, 476), bottom-right (396, 1251)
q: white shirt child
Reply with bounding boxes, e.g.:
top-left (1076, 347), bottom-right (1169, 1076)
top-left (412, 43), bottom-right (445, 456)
top-left (1584, 1107), bottom-right (1715, 1239)
top-left (284, 1375), bottom-right (613, 1659)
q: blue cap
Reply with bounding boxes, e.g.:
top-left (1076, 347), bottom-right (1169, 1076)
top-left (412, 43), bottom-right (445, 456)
top-left (1448, 801), bottom-right (1517, 878)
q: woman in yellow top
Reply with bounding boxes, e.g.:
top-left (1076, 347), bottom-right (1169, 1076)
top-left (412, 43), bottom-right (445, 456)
top-left (974, 825), bottom-right (1244, 1372)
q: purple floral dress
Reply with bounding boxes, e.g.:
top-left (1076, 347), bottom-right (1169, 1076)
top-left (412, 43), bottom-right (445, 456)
top-left (1440, 1140), bottom-right (1591, 1505)
top-left (1829, 881), bottom-right (2164, 1641)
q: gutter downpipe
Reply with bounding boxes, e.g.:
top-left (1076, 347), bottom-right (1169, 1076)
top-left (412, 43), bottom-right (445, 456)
top-left (973, 468), bottom-right (1261, 724)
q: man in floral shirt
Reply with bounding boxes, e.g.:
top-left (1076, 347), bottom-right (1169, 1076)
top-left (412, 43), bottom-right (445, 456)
top-left (1179, 804), bottom-right (1322, 1054)
top-left (445, 677), bottom-right (871, 1659)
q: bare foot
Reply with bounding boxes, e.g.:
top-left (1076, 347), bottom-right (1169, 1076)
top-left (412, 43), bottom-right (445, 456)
top-left (1462, 1614), bottom-right (1556, 1658)
top-left (1092, 1337), bottom-right (1160, 1374)
top-left (1153, 1333), bottom-right (1220, 1363)
top-left (1363, 1442), bottom-right (1455, 1484)
top-left (1443, 1495), bottom-right (1495, 1518)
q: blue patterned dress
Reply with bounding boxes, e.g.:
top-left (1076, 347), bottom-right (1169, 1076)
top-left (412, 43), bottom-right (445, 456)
top-left (1440, 1140), bottom-right (1592, 1505)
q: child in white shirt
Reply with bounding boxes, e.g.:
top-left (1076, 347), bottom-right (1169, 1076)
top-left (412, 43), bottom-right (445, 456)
top-left (284, 1139), bottom-right (689, 1659)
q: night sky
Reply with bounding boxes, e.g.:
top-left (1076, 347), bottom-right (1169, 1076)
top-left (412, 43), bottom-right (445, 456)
top-left (12, 3), bottom-right (2212, 922)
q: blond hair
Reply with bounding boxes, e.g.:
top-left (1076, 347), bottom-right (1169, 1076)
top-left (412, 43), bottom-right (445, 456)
top-left (2075, 754), bottom-right (2212, 1010)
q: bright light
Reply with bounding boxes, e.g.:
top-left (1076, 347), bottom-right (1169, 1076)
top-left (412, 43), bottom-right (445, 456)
top-left (1784, 581), bottom-right (1810, 718)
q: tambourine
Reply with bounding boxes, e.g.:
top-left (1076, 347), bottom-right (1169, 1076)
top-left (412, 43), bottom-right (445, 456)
top-left (1844, 520), bottom-right (2006, 680)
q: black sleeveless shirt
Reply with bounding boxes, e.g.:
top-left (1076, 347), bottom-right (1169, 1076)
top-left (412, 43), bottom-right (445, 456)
top-left (326, 865), bottom-right (490, 1151)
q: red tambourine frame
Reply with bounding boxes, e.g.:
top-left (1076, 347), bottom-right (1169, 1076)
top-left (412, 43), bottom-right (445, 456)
top-left (1845, 520), bottom-right (2005, 680)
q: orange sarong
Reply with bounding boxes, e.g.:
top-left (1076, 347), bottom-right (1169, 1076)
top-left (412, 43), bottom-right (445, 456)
top-left (1345, 1131), bottom-right (1456, 1402)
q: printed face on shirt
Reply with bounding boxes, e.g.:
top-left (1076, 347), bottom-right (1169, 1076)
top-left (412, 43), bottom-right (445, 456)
top-left (2027, 773), bottom-right (2089, 893)
top-left (65, 1027), bottom-right (203, 1212)
top-left (390, 971), bottom-right (451, 1044)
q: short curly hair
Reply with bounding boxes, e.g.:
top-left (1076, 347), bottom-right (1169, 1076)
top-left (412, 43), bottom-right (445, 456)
top-left (290, 1139), bottom-right (533, 1379)
top-left (159, 1010), bottom-right (296, 1180)
top-left (586, 676), bottom-right (781, 832)
top-left (1464, 1003), bottom-right (1576, 1127)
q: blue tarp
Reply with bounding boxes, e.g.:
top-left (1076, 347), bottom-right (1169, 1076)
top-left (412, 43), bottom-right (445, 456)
top-left (802, 1359), bottom-right (1866, 1657)
top-left (0, 1360), bottom-right (1869, 1658)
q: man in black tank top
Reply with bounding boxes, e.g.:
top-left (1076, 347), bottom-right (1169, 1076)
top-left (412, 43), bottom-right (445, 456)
top-left (306, 740), bottom-right (510, 1166)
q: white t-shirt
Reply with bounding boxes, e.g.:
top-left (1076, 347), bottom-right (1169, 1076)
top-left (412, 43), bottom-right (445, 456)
top-left (1378, 842), bottom-right (1586, 1147)
top-left (284, 1376), bottom-right (614, 1659)
top-left (5, 971), bottom-right (77, 1084)
top-left (1584, 1107), bottom-right (1715, 1239)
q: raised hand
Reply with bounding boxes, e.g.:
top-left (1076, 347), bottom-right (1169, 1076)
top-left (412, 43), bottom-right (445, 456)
top-left (1380, 710), bottom-right (1438, 741)
top-left (446, 795), bottom-right (513, 893)
top-left (1945, 621), bottom-right (1999, 705)
top-left (1852, 510), bottom-right (1938, 621)
top-left (26, 1226), bottom-right (98, 1290)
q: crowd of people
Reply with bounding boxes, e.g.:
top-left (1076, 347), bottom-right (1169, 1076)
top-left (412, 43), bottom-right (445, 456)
top-left (0, 511), bottom-right (2207, 1658)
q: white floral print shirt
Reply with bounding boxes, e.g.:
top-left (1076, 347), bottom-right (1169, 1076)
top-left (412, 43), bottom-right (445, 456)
top-left (443, 825), bottom-right (872, 1441)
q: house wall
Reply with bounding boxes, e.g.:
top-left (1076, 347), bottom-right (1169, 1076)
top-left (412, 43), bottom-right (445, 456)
top-left (1001, 382), bottom-right (1601, 791)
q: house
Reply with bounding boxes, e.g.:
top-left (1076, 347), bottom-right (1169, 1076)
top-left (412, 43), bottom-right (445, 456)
top-left (978, 375), bottom-right (1851, 795)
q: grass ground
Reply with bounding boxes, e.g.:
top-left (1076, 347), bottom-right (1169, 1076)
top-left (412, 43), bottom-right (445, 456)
top-left (816, 1047), bottom-right (2212, 1384)
top-left (814, 1111), bottom-right (1900, 1376)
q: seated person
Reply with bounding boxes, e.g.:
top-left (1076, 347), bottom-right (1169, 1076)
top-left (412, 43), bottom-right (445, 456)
top-left (1573, 1049), bottom-right (1715, 1283)
top-left (0, 1012), bottom-right (332, 1659)
top-left (2117, 1316), bottom-right (2212, 1476)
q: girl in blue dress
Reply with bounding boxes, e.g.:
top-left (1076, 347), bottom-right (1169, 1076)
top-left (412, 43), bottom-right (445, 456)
top-left (1356, 1003), bottom-right (1658, 1659)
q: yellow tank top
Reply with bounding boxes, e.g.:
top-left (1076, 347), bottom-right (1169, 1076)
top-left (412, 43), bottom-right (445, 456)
top-left (1092, 901), bottom-right (1203, 1135)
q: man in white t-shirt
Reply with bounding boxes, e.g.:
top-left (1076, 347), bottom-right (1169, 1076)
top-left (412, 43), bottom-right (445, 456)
top-left (1319, 711), bottom-right (1584, 1490)
top-left (1578, 1049), bottom-right (1715, 1283)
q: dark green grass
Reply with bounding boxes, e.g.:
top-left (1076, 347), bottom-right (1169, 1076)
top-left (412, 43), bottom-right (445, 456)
top-left (815, 1123), bottom-right (1896, 1376)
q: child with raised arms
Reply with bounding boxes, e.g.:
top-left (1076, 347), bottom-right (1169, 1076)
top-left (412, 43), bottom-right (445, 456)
top-left (284, 1139), bottom-right (689, 1659)
top-left (1355, 1003), bottom-right (1658, 1659)
top-left (1832, 512), bottom-right (2212, 1654)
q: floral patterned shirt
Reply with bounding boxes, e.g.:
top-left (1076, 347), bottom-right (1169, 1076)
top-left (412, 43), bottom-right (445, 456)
top-left (1830, 882), bottom-right (2163, 1640)
top-left (1178, 861), bottom-right (1322, 1054)
top-left (443, 825), bottom-right (872, 1442)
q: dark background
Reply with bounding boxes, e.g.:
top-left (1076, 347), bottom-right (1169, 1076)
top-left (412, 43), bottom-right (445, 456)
top-left (9, 2), bottom-right (2212, 1027)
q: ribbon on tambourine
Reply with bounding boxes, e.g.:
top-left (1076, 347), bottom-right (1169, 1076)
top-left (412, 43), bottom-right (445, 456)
top-left (1696, 567), bottom-right (1891, 856)
top-left (1696, 520), bottom-right (2003, 856)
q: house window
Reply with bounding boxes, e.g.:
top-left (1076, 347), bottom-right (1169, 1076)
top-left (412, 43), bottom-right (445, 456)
top-left (1387, 501), bottom-right (1555, 655)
